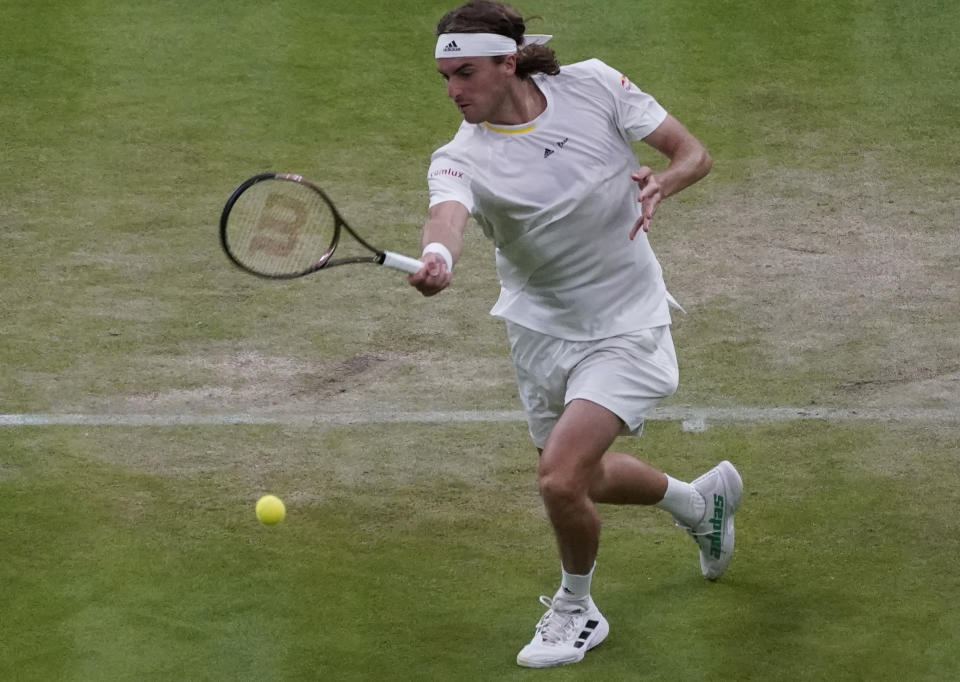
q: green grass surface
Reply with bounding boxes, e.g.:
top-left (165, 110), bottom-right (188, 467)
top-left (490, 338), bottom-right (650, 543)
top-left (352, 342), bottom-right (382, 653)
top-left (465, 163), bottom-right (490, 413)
top-left (2, 0), bottom-right (959, 679)
top-left (2, 422), bottom-right (958, 680)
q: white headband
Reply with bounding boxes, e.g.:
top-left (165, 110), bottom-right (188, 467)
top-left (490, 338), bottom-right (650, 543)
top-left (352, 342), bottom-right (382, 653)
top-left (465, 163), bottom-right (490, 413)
top-left (435, 32), bottom-right (552, 59)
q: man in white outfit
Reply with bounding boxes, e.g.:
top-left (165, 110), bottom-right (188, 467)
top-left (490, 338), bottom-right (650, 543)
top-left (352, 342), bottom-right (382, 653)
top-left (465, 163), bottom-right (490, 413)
top-left (409, 0), bottom-right (743, 668)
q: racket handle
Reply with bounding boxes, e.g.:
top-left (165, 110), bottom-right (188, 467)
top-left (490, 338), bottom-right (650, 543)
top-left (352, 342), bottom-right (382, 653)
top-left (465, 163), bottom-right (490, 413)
top-left (381, 251), bottom-right (424, 274)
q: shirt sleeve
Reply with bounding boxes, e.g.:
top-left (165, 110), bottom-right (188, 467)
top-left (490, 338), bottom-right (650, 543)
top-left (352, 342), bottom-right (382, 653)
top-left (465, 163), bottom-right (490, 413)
top-left (427, 143), bottom-right (475, 212)
top-left (589, 58), bottom-right (668, 142)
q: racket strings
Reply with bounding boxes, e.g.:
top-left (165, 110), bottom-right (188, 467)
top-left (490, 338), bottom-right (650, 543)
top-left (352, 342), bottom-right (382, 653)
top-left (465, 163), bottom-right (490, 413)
top-left (225, 180), bottom-right (337, 277)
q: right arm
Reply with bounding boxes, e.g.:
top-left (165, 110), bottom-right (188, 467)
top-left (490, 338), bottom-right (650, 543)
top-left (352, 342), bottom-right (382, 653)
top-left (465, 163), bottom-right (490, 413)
top-left (408, 200), bottom-right (470, 297)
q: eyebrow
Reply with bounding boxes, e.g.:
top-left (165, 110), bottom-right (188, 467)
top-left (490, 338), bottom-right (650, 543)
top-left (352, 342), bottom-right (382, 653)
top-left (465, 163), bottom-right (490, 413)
top-left (438, 63), bottom-right (476, 78)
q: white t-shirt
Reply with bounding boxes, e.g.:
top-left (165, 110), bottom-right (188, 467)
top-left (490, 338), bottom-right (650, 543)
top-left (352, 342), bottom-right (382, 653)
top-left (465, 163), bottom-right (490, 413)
top-left (427, 58), bottom-right (671, 340)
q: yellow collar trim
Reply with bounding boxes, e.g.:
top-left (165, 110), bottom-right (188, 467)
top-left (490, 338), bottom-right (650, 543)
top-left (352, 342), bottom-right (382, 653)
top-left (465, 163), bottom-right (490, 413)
top-left (482, 121), bottom-right (536, 134)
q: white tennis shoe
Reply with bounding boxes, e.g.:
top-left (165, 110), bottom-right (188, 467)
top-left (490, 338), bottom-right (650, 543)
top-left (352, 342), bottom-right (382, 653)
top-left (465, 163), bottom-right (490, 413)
top-left (677, 460), bottom-right (743, 580)
top-left (516, 593), bottom-right (609, 668)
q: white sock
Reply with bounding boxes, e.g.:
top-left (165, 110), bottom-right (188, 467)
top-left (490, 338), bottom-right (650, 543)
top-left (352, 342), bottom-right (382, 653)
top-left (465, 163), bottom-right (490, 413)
top-left (655, 475), bottom-right (706, 527)
top-left (559, 562), bottom-right (595, 601)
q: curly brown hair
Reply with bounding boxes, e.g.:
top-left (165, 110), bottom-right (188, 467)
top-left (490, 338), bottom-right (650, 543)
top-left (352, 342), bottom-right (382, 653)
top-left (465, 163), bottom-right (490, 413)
top-left (436, 1), bottom-right (560, 79)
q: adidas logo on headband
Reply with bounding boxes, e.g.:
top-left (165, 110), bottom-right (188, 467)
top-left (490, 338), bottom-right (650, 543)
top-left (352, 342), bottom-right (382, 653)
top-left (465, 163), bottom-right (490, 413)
top-left (435, 33), bottom-right (551, 59)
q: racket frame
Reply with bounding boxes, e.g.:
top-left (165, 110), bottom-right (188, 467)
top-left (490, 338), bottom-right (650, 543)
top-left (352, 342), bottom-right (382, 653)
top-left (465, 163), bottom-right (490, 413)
top-left (220, 172), bottom-right (422, 278)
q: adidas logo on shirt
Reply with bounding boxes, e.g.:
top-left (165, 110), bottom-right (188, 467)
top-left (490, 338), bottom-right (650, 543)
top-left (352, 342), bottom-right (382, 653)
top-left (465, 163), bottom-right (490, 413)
top-left (543, 138), bottom-right (570, 159)
top-left (443, 40), bottom-right (460, 53)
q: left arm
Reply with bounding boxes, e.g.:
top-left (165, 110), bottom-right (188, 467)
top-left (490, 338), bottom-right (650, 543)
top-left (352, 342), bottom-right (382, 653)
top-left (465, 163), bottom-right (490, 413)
top-left (630, 114), bottom-right (712, 238)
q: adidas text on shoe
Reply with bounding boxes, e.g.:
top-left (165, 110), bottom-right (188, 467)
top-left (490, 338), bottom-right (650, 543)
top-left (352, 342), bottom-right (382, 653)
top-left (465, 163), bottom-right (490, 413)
top-left (516, 594), bottom-right (609, 668)
top-left (678, 460), bottom-right (743, 580)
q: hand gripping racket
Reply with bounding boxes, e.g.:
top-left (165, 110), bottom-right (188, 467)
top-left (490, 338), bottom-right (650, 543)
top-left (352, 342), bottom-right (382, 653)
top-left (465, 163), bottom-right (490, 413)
top-left (219, 172), bottom-right (423, 279)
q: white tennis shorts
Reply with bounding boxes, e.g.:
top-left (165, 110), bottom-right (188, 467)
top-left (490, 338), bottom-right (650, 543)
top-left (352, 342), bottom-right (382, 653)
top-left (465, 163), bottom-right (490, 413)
top-left (505, 322), bottom-right (679, 448)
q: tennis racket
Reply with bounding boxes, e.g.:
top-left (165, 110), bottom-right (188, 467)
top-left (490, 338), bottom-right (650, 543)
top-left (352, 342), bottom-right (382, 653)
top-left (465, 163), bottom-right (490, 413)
top-left (219, 172), bottom-right (423, 279)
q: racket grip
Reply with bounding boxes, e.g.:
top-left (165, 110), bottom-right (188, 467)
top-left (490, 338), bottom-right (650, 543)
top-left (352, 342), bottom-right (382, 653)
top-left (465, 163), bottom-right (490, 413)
top-left (381, 251), bottom-right (424, 274)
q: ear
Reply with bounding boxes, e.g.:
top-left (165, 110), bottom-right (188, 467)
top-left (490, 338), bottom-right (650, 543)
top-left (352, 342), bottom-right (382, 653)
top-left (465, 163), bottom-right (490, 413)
top-left (501, 53), bottom-right (517, 76)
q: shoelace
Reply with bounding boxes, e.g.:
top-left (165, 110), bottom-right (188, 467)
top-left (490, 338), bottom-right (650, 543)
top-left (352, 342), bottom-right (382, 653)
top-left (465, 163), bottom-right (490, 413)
top-left (535, 595), bottom-right (584, 645)
top-left (675, 520), bottom-right (713, 536)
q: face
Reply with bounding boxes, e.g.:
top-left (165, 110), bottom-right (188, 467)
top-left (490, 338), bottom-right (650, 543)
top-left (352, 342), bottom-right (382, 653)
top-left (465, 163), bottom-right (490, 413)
top-left (436, 55), bottom-right (516, 124)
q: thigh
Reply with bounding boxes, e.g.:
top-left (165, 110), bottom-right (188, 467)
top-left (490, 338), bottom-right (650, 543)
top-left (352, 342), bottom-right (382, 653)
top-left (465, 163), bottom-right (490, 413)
top-left (539, 398), bottom-right (625, 484)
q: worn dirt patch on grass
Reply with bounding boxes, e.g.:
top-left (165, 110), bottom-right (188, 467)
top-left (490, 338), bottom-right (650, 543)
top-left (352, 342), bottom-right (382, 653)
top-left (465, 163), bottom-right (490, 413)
top-left (80, 162), bottom-right (957, 416)
top-left (107, 348), bottom-right (517, 416)
top-left (659, 160), bottom-right (959, 408)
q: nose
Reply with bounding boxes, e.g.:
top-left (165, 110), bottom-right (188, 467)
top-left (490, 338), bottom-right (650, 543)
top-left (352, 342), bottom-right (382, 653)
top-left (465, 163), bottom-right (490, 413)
top-left (446, 79), bottom-right (460, 101)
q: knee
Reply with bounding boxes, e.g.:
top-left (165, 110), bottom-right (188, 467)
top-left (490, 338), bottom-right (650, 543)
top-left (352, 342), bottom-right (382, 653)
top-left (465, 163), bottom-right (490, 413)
top-left (537, 467), bottom-right (584, 510)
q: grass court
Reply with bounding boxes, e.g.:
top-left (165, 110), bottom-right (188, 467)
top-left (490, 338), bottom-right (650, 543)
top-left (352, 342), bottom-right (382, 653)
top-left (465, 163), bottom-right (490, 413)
top-left (2, 1), bottom-right (958, 679)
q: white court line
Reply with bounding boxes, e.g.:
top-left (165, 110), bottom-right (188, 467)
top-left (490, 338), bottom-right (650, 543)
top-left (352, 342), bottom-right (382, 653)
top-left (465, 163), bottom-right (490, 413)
top-left (0, 406), bottom-right (957, 427)
top-left (0, 411), bottom-right (521, 427)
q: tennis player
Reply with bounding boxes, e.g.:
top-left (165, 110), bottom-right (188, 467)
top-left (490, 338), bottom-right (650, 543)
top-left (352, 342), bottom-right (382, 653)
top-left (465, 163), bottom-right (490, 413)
top-left (409, 0), bottom-right (743, 668)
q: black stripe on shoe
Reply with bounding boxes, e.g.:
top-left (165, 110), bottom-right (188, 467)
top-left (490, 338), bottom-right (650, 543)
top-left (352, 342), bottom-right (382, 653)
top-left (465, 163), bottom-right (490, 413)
top-left (573, 620), bottom-right (600, 648)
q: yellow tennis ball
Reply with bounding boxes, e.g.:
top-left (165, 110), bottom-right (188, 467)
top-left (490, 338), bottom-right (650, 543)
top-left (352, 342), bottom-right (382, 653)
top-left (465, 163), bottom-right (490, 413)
top-left (255, 494), bottom-right (286, 525)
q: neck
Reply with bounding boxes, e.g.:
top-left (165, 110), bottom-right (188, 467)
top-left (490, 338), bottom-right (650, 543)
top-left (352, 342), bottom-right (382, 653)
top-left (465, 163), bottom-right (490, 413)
top-left (487, 77), bottom-right (546, 126)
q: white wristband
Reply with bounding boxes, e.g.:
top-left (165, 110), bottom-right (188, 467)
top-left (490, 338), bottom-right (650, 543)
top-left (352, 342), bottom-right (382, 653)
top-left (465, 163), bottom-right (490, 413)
top-left (421, 242), bottom-right (454, 271)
